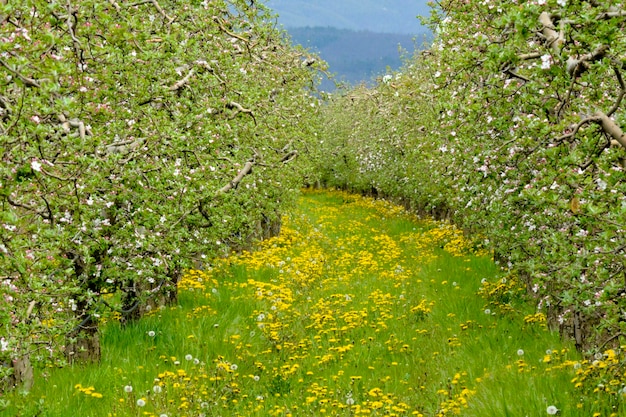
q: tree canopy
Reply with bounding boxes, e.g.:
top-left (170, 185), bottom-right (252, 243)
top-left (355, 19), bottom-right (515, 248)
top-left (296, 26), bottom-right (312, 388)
top-left (1, 0), bottom-right (324, 387)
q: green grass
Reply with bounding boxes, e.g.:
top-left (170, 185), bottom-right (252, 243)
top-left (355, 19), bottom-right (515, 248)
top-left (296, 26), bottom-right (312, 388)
top-left (2, 189), bottom-right (623, 416)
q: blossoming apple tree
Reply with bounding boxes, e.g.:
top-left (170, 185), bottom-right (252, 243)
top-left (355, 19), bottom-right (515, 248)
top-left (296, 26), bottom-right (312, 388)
top-left (0, 0), bottom-right (324, 389)
top-left (318, 0), bottom-right (626, 352)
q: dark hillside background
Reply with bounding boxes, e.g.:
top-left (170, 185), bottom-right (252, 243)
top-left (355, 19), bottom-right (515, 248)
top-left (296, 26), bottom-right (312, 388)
top-left (265, 0), bottom-right (432, 90)
top-left (265, 0), bottom-right (431, 33)
top-left (288, 27), bottom-right (427, 88)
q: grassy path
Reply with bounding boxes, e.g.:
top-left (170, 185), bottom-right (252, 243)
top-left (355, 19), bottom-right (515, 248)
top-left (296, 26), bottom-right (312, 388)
top-left (6, 190), bottom-right (616, 416)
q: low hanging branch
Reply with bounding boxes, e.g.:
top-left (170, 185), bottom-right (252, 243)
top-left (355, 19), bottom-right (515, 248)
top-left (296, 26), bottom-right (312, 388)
top-left (217, 160), bottom-right (254, 194)
top-left (169, 68), bottom-right (195, 91)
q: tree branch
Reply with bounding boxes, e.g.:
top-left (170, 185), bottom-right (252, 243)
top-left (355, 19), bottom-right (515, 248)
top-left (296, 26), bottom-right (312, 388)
top-left (151, 0), bottom-right (175, 23)
top-left (66, 1), bottom-right (84, 66)
top-left (128, 0), bottom-right (174, 23)
top-left (169, 68), bottom-right (195, 91)
top-left (539, 12), bottom-right (564, 54)
top-left (518, 52), bottom-right (542, 61)
top-left (0, 58), bottom-right (41, 88)
top-left (227, 101), bottom-right (256, 124)
top-left (566, 44), bottom-right (609, 78)
top-left (594, 111), bottom-right (626, 149)
top-left (169, 158), bottom-right (256, 230)
top-left (555, 115), bottom-right (602, 143)
top-left (280, 150), bottom-right (298, 164)
top-left (598, 8), bottom-right (626, 19)
top-left (213, 16), bottom-right (250, 44)
top-left (108, 0), bottom-right (121, 12)
top-left (217, 160), bottom-right (254, 194)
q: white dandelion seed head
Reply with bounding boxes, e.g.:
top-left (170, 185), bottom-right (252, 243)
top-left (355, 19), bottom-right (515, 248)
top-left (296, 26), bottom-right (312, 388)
top-left (185, 354), bottom-right (193, 361)
top-left (517, 349), bottom-right (524, 356)
top-left (124, 385), bottom-right (133, 393)
top-left (148, 330), bottom-right (156, 337)
top-left (546, 405), bottom-right (558, 415)
top-left (136, 398), bottom-right (146, 407)
top-left (153, 385), bottom-right (162, 393)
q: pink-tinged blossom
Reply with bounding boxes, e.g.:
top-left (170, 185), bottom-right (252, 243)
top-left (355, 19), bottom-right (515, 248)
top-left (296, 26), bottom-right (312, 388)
top-left (31, 160), bottom-right (42, 172)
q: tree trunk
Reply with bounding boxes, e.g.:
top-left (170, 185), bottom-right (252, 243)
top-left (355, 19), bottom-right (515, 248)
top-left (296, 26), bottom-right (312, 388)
top-left (121, 267), bottom-right (181, 324)
top-left (260, 213), bottom-right (282, 239)
top-left (66, 316), bottom-right (101, 364)
top-left (2, 355), bottom-right (34, 392)
top-left (65, 251), bottom-right (101, 364)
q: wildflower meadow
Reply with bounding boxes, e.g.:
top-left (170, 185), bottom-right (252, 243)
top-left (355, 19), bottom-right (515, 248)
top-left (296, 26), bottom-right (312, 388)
top-left (4, 190), bottom-right (624, 416)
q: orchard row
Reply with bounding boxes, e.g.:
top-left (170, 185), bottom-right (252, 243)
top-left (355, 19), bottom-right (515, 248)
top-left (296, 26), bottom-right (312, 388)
top-left (317, 0), bottom-right (626, 353)
top-left (0, 0), bottom-right (324, 389)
